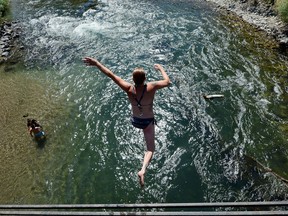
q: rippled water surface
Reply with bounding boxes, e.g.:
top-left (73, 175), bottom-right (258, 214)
top-left (1, 0), bottom-right (288, 204)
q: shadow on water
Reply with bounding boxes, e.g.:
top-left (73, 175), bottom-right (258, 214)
top-left (35, 137), bottom-right (47, 149)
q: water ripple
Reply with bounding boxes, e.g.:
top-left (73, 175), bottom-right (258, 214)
top-left (5, 0), bottom-right (288, 204)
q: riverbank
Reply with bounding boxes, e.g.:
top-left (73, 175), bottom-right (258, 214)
top-left (0, 21), bottom-right (23, 67)
top-left (206, 0), bottom-right (288, 52)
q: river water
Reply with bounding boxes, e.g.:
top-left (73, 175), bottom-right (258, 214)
top-left (1, 0), bottom-right (288, 205)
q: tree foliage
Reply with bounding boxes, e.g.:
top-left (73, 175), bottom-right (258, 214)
top-left (276, 0), bottom-right (288, 22)
top-left (0, 0), bottom-right (9, 17)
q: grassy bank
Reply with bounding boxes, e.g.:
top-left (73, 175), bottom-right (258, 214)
top-left (276, 0), bottom-right (288, 22)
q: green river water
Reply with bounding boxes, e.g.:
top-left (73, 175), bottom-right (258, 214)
top-left (0, 0), bottom-right (288, 205)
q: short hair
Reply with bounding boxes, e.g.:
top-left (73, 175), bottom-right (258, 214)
top-left (132, 68), bottom-right (146, 86)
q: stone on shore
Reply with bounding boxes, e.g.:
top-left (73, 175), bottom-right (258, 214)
top-left (0, 21), bottom-right (23, 65)
top-left (206, 0), bottom-right (288, 52)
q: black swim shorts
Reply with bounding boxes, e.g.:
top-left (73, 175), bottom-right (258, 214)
top-left (130, 116), bottom-right (155, 129)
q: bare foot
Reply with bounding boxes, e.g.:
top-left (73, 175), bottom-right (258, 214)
top-left (138, 171), bottom-right (145, 187)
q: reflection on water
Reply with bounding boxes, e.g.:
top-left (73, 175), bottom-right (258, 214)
top-left (1, 0), bottom-right (287, 204)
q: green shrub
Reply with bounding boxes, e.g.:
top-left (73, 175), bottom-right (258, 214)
top-left (276, 0), bottom-right (288, 22)
top-left (0, 0), bottom-right (9, 17)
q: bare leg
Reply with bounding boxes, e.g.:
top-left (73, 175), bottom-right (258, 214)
top-left (138, 151), bottom-right (153, 186)
top-left (138, 123), bottom-right (155, 187)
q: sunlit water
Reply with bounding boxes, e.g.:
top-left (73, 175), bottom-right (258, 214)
top-left (1, 0), bottom-right (288, 204)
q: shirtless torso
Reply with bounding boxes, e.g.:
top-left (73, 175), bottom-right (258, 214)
top-left (127, 83), bottom-right (156, 118)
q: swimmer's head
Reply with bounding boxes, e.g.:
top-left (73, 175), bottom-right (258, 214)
top-left (132, 68), bottom-right (146, 86)
top-left (27, 118), bottom-right (40, 128)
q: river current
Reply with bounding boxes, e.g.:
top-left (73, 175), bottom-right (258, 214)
top-left (1, 0), bottom-right (288, 204)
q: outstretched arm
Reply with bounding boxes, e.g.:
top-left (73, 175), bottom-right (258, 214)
top-left (83, 57), bottom-right (131, 93)
top-left (28, 128), bottom-right (33, 137)
top-left (151, 64), bottom-right (171, 89)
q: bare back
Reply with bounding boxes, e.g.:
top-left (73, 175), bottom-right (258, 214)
top-left (127, 83), bottom-right (157, 118)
